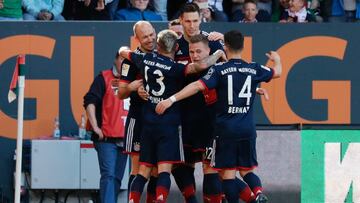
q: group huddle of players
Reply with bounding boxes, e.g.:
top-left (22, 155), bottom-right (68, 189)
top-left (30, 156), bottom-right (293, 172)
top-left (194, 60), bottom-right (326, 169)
top-left (117, 2), bottom-right (282, 203)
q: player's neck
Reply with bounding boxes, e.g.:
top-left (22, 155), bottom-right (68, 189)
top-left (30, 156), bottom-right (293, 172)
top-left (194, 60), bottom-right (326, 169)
top-left (158, 50), bottom-right (175, 60)
top-left (184, 31), bottom-right (200, 42)
top-left (227, 52), bottom-right (242, 60)
top-left (139, 46), bottom-right (151, 53)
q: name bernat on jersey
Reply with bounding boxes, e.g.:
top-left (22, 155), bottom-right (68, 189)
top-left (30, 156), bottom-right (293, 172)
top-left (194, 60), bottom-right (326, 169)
top-left (228, 106), bottom-right (250, 114)
top-left (220, 67), bottom-right (257, 75)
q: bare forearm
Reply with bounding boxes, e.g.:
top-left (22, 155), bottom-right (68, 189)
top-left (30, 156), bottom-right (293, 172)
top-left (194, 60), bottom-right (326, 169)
top-left (187, 50), bottom-right (223, 74)
top-left (86, 104), bottom-right (98, 129)
top-left (173, 81), bottom-right (205, 102)
top-left (273, 60), bottom-right (282, 78)
top-left (206, 50), bottom-right (222, 67)
top-left (118, 86), bottom-right (131, 99)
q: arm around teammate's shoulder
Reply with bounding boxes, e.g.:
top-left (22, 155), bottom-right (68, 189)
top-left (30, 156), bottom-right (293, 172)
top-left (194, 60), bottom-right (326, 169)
top-left (185, 49), bottom-right (227, 75)
top-left (155, 80), bottom-right (205, 115)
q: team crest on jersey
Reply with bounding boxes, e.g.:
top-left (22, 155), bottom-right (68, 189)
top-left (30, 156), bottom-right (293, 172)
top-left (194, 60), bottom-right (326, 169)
top-left (121, 63), bottom-right (130, 76)
top-left (176, 49), bottom-right (183, 55)
top-left (133, 142), bottom-right (140, 151)
top-left (204, 67), bottom-right (215, 80)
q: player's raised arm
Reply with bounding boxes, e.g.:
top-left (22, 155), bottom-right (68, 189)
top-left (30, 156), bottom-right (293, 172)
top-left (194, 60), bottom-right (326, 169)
top-left (266, 51), bottom-right (282, 78)
top-left (155, 80), bottom-right (206, 115)
top-left (185, 49), bottom-right (226, 74)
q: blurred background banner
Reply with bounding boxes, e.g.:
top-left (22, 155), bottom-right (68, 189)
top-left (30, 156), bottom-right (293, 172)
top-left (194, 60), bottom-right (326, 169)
top-left (301, 130), bottom-right (360, 203)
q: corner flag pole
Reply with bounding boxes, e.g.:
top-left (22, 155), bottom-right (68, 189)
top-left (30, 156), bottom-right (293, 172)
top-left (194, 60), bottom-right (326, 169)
top-left (14, 55), bottom-right (26, 203)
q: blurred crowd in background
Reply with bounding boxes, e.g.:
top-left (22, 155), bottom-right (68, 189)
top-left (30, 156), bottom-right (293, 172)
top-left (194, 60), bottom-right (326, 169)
top-left (0, 0), bottom-right (359, 22)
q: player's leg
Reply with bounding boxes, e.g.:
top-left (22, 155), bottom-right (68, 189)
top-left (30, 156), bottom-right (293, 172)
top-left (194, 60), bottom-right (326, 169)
top-left (129, 124), bottom-right (155, 203)
top-left (172, 152), bottom-right (197, 203)
top-left (234, 176), bottom-right (255, 203)
top-left (129, 165), bottom-right (152, 203)
top-left (157, 124), bottom-right (185, 203)
top-left (239, 169), bottom-right (266, 203)
top-left (128, 154), bottom-right (139, 190)
top-left (156, 163), bottom-right (173, 203)
top-left (202, 140), bottom-right (222, 203)
top-left (202, 163), bottom-right (222, 203)
top-left (124, 116), bottom-right (141, 191)
top-left (172, 123), bottom-right (198, 203)
top-left (220, 169), bottom-right (240, 203)
top-left (146, 167), bottom-right (158, 203)
top-left (212, 138), bottom-right (240, 203)
top-left (238, 138), bottom-right (267, 203)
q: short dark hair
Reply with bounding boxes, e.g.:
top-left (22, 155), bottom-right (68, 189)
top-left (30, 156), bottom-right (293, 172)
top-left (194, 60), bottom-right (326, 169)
top-left (244, 0), bottom-right (258, 6)
top-left (189, 34), bottom-right (209, 47)
top-left (180, 3), bottom-right (200, 17)
top-left (224, 30), bottom-right (244, 51)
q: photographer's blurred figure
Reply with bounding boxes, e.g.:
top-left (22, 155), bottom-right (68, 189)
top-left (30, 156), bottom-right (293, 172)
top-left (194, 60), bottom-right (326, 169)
top-left (84, 50), bottom-right (129, 203)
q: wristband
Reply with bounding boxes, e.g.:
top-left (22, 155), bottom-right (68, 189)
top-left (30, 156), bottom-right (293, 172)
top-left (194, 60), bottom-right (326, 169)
top-left (169, 96), bottom-right (177, 103)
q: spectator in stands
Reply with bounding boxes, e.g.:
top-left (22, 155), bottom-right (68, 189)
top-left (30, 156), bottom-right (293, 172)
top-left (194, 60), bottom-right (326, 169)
top-left (72, 0), bottom-right (110, 20)
top-left (106, 0), bottom-right (120, 20)
top-left (0, 0), bottom-right (22, 20)
top-left (194, 0), bottom-right (228, 21)
top-left (167, 0), bottom-right (187, 20)
top-left (257, 0), bottom-right (272, 15)
top-left (114, 0), bottom-right (162, 21)
top-left (22, 0), bottom-right (65, 21)
top-left (153, 0), bottom-right (168, 20)
top-left (232, 0), bottom-right (271, 22)
top-left (239, 0), bottom-right (258, 22)
top-left (279, 0), bottom-right (316, 22)
top-left (168, 19), bottom-right (184, 37)
top-left (343, 0), bottom-right (357, 22)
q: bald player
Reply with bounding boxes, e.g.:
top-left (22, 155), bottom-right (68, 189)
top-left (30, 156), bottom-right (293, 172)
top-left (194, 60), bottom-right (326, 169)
top-left (118, 21), bottom-right (159, 202)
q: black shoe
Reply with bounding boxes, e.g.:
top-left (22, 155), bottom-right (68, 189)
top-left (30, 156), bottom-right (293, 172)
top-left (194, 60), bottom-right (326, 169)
top-left (255, 193), bottom-right (268, 203)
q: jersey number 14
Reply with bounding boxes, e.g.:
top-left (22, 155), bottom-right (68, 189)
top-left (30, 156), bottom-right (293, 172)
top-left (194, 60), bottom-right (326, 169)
top-left (227, 75), bottom-right (252, 105)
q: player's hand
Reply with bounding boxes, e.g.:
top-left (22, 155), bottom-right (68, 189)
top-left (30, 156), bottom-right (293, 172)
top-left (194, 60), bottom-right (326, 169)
top-left (37, 11), bottom-right (48, 20)
top-left (266, 51), bottom-right (281, 63)
top-left (93, 126), bottom-right (104, 140)
top-left (256, 87), bottom-right (269, 101)
top-left (155, 99), bottom-right (173, 115)
top-left (43, 11), bottom-right (53, 20)
top-left (137, 85), bottom-right (149, 101)
top-left (208, 31), bottom-right (224, 41)
top-left (219, 50), bottom-right (227, 62)
top-left (118, 46), bottom-right (130, 55)
top-left (128, 79), bottom-right (143, 92)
